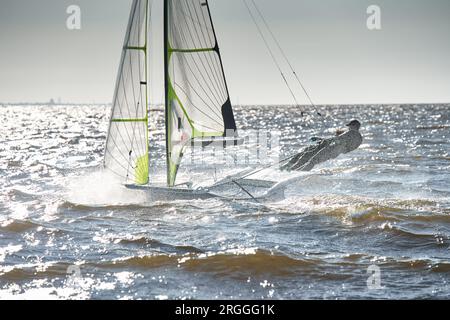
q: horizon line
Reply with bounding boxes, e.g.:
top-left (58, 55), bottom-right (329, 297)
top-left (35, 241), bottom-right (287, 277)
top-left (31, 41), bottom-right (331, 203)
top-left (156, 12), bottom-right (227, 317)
top-left (1, 101), bottom-right (449, 107)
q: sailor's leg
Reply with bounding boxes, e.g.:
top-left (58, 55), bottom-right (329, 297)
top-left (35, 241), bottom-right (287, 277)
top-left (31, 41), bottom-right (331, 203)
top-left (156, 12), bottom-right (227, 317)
top-left (282, 153), bottom-right (303, 169)
top-left (289, 141), bottom-right (330, 171)
top-left (281, 145), bottom-right (317, 171)
top-left (289, 151), bottom-right (316, 170)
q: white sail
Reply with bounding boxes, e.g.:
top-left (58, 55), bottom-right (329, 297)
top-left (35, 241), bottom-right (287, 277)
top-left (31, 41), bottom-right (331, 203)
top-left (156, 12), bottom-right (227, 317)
top-left (164, 0), bottom-right (237, 187)
top-left (104, 0), bottom-right (149, 185)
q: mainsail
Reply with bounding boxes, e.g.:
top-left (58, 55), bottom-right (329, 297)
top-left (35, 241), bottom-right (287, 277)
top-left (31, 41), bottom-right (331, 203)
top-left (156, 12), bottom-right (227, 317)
top-left (164, 0), bottom-right (237, 187)
top-left (104, 0), bottom-right (149, 185)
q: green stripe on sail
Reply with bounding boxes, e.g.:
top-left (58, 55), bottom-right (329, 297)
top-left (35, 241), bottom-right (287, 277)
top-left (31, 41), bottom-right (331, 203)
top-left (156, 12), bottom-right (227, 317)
top-left (125, 46), bottom-right (146, 51)
top-left (170, 48), bottom-right (215, 53)
top-left (192, 129), bottom-right (223, 138)
top-left (134, 154), bottom-right (149, 185)
top-left (111, 118), bottom-right (148, 123)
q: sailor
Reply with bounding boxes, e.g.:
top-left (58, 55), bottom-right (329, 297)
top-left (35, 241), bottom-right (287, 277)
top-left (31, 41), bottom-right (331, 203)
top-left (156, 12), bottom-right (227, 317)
top-left (281, 120), bottom-right (363, 171)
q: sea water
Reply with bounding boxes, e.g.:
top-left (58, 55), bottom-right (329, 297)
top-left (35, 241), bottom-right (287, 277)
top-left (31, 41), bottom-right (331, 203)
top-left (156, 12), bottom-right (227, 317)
top-left (0, 104), bottom-right (449, 299)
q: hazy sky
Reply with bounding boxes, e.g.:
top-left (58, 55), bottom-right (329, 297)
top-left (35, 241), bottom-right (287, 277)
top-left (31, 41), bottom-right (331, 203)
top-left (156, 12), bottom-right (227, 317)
top-left (1, 0), bottom-right (450, 105)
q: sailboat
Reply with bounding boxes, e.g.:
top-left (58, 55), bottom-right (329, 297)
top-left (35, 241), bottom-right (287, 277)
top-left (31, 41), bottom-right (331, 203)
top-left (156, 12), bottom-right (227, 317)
top-left (103, 0), bottom-right (279, 200)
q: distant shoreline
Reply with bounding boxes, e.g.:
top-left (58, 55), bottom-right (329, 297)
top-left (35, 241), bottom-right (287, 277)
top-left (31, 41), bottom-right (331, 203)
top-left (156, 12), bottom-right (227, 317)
top-left (1, 102), bottom-right (449, 108)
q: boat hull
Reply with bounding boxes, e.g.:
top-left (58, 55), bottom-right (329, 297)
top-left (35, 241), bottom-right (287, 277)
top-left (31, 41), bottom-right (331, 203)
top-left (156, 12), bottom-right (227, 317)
top-left (125, 177), bottom-right (284, 202)
top-left (125, 184), bottom-right (217, 201)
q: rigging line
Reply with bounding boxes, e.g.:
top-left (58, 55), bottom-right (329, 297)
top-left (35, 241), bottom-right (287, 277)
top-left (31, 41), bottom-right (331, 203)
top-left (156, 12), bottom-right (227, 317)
top-left (236, 151), bottom-right (306, 181)
top-left (232, 180), bottom-right (259, 203)
top-left (249, 0), bottom-right (322, 117)
top-left (171, 9), bottom-right (226, 111)
top-left (189, 0), bottom-right (228, 101)
top-left (243, 0), bottom-right (304, 116)
top-left (213, 152), bottom-right (299, 188)
top-left (173, 4), bottom-right (226, 107)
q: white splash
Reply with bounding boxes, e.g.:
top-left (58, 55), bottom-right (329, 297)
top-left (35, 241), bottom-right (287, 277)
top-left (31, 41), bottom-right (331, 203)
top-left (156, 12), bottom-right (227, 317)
top-left (65, 170), bottom-right (146, 206)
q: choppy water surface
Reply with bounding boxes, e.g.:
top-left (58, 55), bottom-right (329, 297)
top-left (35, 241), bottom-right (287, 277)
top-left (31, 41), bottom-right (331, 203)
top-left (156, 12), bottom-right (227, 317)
top-left (0, 103), bottom-right (449, 299)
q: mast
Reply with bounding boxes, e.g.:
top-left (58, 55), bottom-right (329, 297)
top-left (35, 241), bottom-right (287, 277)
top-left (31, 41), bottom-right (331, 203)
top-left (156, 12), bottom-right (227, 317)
top-left (164, 0), bottom-right (170, 187)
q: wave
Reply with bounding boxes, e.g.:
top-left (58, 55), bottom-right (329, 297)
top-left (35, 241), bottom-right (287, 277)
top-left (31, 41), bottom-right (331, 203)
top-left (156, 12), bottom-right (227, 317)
top-left (2, 251), bottom-right (448, 285)
top-left (59, 198), bottom-right (226, 214)
top-left (0, 219), bottom-right (41, 233)
top-left (100, 249), bottom-right (320, 278)
top-left (416, 125), bottom-right (450, 131)
top-left (104, 255), bottom-right (178, 269)
top-left (6, 189), bottom-right (41, 201)
top-left (379, 259), bottom-right (450, 273)
top-left (379, 223), bottom-right (447, 242)
top-left (415, 138), bottom-right (448, 146)
top-left (180, 249), bottom-right (319, 277)
top-left (276, 195), bottom-right (449, 224)
top-left (336, 253), bottom-right (450, 273)
top-left (116, 236), bottom-right (204, 254)
top-left (58, 200), bottom-right (170, 212)
top-left (0, 262), bottom-right (74, 281)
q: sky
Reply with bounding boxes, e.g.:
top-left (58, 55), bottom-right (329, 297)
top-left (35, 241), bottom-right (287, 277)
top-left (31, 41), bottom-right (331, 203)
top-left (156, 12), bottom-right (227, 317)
top-left (1, 0), bottom-right (450, 105)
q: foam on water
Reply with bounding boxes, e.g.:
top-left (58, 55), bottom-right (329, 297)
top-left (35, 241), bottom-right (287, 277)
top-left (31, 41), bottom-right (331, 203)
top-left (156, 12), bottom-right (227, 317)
top-left (65, 170), bottom-right (147, 207)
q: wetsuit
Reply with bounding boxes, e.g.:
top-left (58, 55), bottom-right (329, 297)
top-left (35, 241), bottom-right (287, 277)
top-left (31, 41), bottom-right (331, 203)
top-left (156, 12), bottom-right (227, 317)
top-left (282, 129), bottom-right (363, 172)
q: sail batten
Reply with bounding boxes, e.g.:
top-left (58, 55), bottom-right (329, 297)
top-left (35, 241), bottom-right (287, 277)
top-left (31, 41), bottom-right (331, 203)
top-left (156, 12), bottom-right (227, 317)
top-left (164, 0), bottom-right (237, 187)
